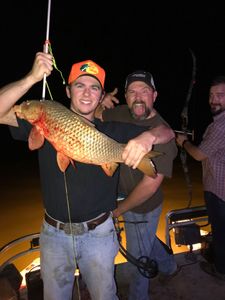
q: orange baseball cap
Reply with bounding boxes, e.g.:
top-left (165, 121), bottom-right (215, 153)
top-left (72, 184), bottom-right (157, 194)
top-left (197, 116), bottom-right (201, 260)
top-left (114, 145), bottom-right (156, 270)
top-left (68, 60), bottom-right (105, 88)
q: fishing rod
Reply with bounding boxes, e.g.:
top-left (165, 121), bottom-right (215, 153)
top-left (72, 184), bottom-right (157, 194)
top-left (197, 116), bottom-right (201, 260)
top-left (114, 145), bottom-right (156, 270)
top-left (41, 0), bottom-right (52, 100)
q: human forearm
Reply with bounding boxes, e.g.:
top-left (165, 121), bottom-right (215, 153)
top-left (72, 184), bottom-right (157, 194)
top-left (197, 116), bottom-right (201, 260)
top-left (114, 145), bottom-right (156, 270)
top-left (113, 174), bottom-right (164, 217)
top-left (149, 124), bottom-right (175, 144)
top-left (182, 140), bottom-right (207, 161)
top-left (176, 134), bottom-right (207, 161)
top-left (122, 125), bottom-right (174, 169)
top-left (0, 76), bottom-right (36, 117)
top-left (126, 124), bottom-right (174, 156)
top-left (0, 52), bottom-right (53, 125)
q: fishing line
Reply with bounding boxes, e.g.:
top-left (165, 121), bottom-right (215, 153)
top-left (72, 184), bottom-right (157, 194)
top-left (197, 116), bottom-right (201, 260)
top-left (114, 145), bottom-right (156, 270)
top-left (41, 0), bottom-right (65, 101)
top-left (40, 1), bottom-right (81, 299)
top-left (63, 172), bottom-right (81, 299)
top-left (48, 44), bottom-right (66, 85)
top-left (45, 44), bottom-right (66, 100)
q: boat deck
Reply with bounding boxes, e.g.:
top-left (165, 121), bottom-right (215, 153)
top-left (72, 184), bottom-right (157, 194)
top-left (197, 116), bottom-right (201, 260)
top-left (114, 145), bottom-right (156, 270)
top-left (1, 148), bottom-right (225, 299)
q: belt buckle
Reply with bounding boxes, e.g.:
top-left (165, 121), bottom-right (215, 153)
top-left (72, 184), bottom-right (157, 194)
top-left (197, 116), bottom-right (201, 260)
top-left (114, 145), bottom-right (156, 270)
top-left (64, 223), bottom-right (85, 235)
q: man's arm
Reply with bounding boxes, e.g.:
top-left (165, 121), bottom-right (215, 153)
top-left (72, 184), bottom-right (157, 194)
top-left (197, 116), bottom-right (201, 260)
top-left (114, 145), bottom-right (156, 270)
top-left (97, 90), bottom-right (175, 168)
top-left (176, 133), bottom-right (207, 161)
top-left (97, 90), bottom-right (175, 144)
top-left (95, 88), bottom-right (119, 120)
top-left (148, 124), bottom-right (175, 143)
top-left (98, 88), bottom-right (175, 143)
top-left (113, 174), bottom-right (164, 218)
top-left (0, 52), bottom-right (53, 126)
top-left (101, 87), bottom-right (119, 109)
top-left (122, 126), bottom-right (175, 169)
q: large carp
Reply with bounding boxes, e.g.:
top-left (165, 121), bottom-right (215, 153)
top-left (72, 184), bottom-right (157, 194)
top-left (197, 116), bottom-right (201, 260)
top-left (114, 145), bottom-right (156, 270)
top-left (13, 100), bottom-right (161, 177)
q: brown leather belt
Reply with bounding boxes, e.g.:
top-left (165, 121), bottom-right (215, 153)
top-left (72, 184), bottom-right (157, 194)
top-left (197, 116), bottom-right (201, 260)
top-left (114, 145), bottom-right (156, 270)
top-left (44, 212), bottom-right (110, 235)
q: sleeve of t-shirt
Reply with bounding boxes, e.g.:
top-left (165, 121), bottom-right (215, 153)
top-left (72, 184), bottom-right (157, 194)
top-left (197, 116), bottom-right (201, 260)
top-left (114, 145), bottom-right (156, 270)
top-left (9, 118), bottom-right (31, 141)
top-left (102, 106), bottom-right (127, 122)
top-left (151, 140), bottom-right (178, 178)
top-left (96, 120), bottom-right (149, 144)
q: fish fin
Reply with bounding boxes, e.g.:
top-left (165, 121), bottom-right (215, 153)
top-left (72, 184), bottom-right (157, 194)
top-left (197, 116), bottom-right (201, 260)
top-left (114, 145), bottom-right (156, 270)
top-left (70, 160), bottom-right (76, 169)
top-left (28, 127), bottom-right (45, 150)
top-left (137, 157), bottom-right (157, 178)
top-left (57, 152), bottom-right (71, 172)
top-left (133, 150), bottom-right (163, 177)
top-left (101, 162), bottom-right (119, 176)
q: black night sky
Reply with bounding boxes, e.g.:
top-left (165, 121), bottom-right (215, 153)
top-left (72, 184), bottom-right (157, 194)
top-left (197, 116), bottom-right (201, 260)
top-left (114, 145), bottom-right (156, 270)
top-left (1, 0), bottom-right (225, 161)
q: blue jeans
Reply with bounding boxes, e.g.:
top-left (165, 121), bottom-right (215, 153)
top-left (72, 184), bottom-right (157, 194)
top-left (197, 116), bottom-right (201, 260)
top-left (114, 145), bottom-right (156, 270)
top-left (204, 191), bottom-right (225, 274)
top-left (40, 216), bottom-right (119, 300)
top-left (123, 204), bottom-right (177, 300)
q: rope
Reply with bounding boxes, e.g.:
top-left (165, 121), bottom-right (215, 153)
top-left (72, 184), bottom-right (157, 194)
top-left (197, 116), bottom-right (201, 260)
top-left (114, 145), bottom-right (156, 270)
top-left (42, 43), bottom-right (66, 100)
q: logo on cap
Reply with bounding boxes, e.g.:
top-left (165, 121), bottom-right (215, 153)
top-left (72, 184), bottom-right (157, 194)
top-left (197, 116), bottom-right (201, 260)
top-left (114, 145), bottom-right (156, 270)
top-left (80, 62), bottom-right (99, 75)
top-left (68, 60), bottom-right (105, 88)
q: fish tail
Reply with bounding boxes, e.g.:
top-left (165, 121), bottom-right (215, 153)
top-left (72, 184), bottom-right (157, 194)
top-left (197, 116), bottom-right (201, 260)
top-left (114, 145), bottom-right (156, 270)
top-left (145, 150), bottom-right (163, 158)
top-left (137, 157), bottom-right (157, 178)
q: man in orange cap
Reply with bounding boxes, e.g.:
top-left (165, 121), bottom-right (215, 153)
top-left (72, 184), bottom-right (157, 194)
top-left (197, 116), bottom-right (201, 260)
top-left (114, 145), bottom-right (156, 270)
top-left (0, 52), bottom-right (174, 300)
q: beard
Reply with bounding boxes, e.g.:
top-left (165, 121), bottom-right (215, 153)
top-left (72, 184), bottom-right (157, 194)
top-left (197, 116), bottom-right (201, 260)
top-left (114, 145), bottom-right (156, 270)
top-left (210, 104), bottom-right (225, 116)
top-left (130, 101), bottom-right (151, 120)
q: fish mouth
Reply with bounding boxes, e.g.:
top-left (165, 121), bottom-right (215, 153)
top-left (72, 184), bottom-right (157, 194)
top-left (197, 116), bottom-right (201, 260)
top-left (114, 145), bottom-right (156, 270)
top-left (13, 105), bottom-right (22, 115)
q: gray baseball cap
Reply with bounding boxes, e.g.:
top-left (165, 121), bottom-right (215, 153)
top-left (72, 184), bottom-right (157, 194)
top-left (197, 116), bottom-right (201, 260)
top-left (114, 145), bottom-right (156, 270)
top-left (125, 70), bottom-right (156, 91)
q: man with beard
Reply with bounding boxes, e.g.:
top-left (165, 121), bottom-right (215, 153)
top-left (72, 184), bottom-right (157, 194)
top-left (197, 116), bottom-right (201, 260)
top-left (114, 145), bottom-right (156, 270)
top-left (99, 71), bottom-right (178, 300)
top-left (176, 76), bottom-right (225, 281)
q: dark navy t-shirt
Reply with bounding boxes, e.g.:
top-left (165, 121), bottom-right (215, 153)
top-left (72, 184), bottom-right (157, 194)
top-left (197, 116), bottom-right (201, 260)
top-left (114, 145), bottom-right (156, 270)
top-left (10, 117), bottom-right (148, 222)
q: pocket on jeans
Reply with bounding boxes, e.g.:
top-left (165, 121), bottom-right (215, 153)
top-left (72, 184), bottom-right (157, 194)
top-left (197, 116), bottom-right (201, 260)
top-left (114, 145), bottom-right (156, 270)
top-left (89, 217), bottom-right (115, 238)
top-left (41, 221), bottom-right (57, 237)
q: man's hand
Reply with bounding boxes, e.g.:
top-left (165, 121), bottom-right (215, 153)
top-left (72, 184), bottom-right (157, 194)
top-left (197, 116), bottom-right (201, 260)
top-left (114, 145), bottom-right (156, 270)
top-left (122, 131), bottom-right (156, 169)
top-left (101, 87), bottom-right (119, 109)
top-left (176, 133), bottom-right (188, 147)
top-left (113, 174), bottom-right (164, 216)
top-left (28, 52), bottom-right (53, 84)
top-left (0, 52), bottom-right (53, 125)
top-left (112, 207), bottom-right (121, 218)
top-left (95, 87), bottom-right (119, 120)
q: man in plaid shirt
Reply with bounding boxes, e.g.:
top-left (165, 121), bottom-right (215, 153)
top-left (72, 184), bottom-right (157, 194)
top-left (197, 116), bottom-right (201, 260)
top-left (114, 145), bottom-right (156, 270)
top-left (176, 75), bottom-right (225, 281)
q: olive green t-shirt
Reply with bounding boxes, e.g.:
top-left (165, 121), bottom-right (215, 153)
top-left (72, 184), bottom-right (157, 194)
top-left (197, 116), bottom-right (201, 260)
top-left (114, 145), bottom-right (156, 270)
top-left (103, 105), bottom-right (178, 213)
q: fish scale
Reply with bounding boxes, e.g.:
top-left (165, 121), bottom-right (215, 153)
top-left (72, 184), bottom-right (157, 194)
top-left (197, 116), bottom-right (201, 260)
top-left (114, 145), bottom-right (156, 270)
top-left (35, 100), bottom-right (125, 163)
top-left (13, 100), bottom-right (161, 177)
